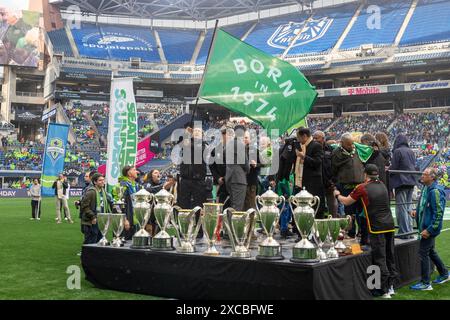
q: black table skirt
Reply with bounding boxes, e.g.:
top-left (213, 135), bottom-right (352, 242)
top-left (81, 239), bottom-right (420, 300)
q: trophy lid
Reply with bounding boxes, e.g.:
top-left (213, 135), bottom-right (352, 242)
top-left (133, 188), bottom-right (151, 200)
top-left (259, 188), bottom-right (280, 201)
top-left (154, 188), bottom-right (172, 201)
top-left (292, 187), bottom-right (315, 202)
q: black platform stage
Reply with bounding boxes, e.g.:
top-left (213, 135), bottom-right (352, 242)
top-left (81, 238), bottom-right (420, 300)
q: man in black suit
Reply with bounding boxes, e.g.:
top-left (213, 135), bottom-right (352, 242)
top-left (293, 127), bottom-right (326, 218)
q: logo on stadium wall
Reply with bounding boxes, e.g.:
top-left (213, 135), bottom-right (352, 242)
top-left (46, 138), bottom-right (65, 164)
top-left (81, 31), bottom-right (153, 51)
top-left (410, 81), bottom-right (450, 91)
top-left (267, 17), bottom-right (333, 49)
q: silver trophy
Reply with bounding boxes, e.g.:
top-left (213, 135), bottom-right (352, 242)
top-left (221, 208), bottom-right (256, 258)
top-left (131, 189), bottom-right (153, 249)
top-left (313, 219), bottom-right (329, 261)
top-left (289, 188), bottom-right (320, 263)
top-left (255, 189), bottom-right (285, 260)
top-left (110, 213), bottom-right (126, 247)
top-left (97, 213), bottom-right (111, 246)
top-left (152, 189), bottom-right (175, 251)
top-left (201, 203), bottom-right (224, 255)
top-left (326, 218), bottom-right (341, 259)
top-left (335, 215), bottom-right (352, 253)
top-left (172, 206), bottom-right (202, 253)
top-left (114, 185), bottom-right (126, 213)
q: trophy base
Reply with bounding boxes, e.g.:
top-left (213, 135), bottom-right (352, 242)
top-left (131, 235), bottom-right (151, 249)
top-left (292, 247), bottom-right (318, 262)
top-left (203, 246), bottom-right (220, 256)
top-left (335, 240), bottom-right (347, 253)
top-left (97, 238), bottom-right (110, 246)
top-left (230, 251), bottom-right (251, 258)
top-left (111, 239), bottom-right (124, 248)
top-left (256, 245), bottom-right (284, 260)
top-left (290, 257), bottom-right (319, 264)
top-left (151, 237), bottom-right (175, 251)
top-left (326, 248), bottom-right (340, 259)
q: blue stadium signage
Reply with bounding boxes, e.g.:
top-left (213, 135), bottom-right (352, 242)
top-left (409, 81), bottom-right (450, 91)
top-left (267, 17), bottom-right (333, 49)
top-left (81, 31), bottom-right (154, 54)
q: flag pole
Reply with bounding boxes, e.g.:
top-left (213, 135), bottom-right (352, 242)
top-left (191, 19), bottom-right (220, 124)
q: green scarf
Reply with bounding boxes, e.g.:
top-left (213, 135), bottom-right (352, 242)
top-left (95, 187), bottom-right (110, 213)
top-left (354, 142), bottom-right (373, 163)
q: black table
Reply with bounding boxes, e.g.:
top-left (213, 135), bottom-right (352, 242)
top-left (81, 239), bottom-right (420, 300)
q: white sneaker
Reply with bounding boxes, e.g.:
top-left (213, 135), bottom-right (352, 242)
top-left (64, 217), bottom-right (68, 221)
top-left (30, 218), bottom-right (35, 220)
top-left (37, 218), bottom-right (41, 220)
top-left (381, 293), bottom-right (392, 299)
top-left (55, 217), bottom-right (59, 221)
top-left (388, 286), bottom-right (395, 295)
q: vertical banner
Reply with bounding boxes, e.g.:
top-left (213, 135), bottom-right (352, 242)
top-left (41, 123), bottom-right (70, 196)
top-left (106, 78), bottom-right (138, 192)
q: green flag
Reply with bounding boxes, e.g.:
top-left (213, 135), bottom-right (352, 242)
top-left (199, 29), bottom-right (317, 135)
top-left (354, 142), bottom-right (374, 163)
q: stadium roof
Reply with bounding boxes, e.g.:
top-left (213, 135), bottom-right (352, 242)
top-left (53, 0), bottom-right (317, 21)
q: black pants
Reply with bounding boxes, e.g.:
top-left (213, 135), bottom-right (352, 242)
top-left (31, 200), bottom-right (41, 218)
top-left (419, 236), bottom-right (448, 284)
top-left (369, 232), bottom-right (398, 294)
top-left (82, 224), bottom-right (101, 244)
top-left (178, 178), bottom-right (207, 237)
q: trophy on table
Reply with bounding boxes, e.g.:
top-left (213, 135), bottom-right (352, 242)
top-left (289, 188), bottom-right (319, 263)
top-left (113, 185), bottom-right (126, 213)
top-left (172, 206), bottom-right (202, 253)
top-left (97, 213), bottom-right (111, 246)
top-left (255, 189), bottom-right (285, 260)
top-left (130, 188), bottom-right (153, 249)
top-left (313, 219), bottom-right (329, 261)
top-left (110, 213), bottom-right (126, 247)
top-left (151, 189), bottom-right (175, 251)
top-left (326, 218), bottom-right (341, 259)
top-left (221, 208), bottom-right (256, 258)
top-left (335, 215), bottom-right (352, 253)
top-left (201, 203), bottom-right (224, 255)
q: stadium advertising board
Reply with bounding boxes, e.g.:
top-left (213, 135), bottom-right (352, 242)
top-left (0, 7), bottom-right (41, 67)
top-left (408, 80), bottom-right (450, 91)
top-left (0, 188), bottom-right (83, 198)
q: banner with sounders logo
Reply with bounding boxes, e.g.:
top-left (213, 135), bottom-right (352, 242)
top-left (41, 123), bottom-right (70, 196)
top-left (106, 77), bottom-right (138, 192)
top-left (199, 29), bottom-right (317, 135)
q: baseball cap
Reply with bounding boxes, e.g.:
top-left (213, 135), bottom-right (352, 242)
top-left (364, 164), bottom-right (379, 176)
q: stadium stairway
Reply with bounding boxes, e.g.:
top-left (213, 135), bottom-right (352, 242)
top-left (394, 0), bottom-right (419, 46)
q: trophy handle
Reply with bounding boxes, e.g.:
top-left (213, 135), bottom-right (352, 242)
top-left (244, 208), bottom-right (256, 249)
top-left (255, 195), bottom-right (263, 210)
top-left (277, 195), bottom-right (286, 213)
top-left (288, 196), bottom-right (296, 219)
top-left (221, 208), bottom-right (236, 251)
top-left (171, 208), bottom-right (182, 247)
top-left (312, 196), bottom-right (320, 216)
top-left (190, 206), bottom-right (203, 242)
top-left (169, 194), bottom-right (175, 206)
top-left (345, 214), bottom-right (352, 231)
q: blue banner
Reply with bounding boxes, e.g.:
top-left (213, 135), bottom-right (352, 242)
top-left (40, 123), bottom-right (70, 197)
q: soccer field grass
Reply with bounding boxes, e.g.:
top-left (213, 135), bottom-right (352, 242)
top-left (0, 198), bottom-right (449, 300)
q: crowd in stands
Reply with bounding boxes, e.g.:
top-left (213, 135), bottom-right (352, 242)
top-left (329, 114), bottom-right (396, 139)
top-left (389, 111), bottom-right (450, 148)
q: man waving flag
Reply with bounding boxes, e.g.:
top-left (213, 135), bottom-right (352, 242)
top-left (199, 29), bottom-right (317, 135)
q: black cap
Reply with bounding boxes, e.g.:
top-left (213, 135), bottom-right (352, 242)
top-left (364, 164), bottom-right (379, 176)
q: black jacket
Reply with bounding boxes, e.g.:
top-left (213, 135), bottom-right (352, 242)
top-left (179, 139), bottom-right (207, 180)
top-left (52, 180), bottom-right (68, 196)
top-left (277, 138), bottom-right (297, 181)
top-left (366, 149), bottom-right (387, 185)
top-left (209, 142), bottom-right (226, 184)
top-left (295, 140), bottom-right (324, 190)
top-left (331, 147), bottom-right (365, 185)
top-left (322, 143), bottom-right (334, 188)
